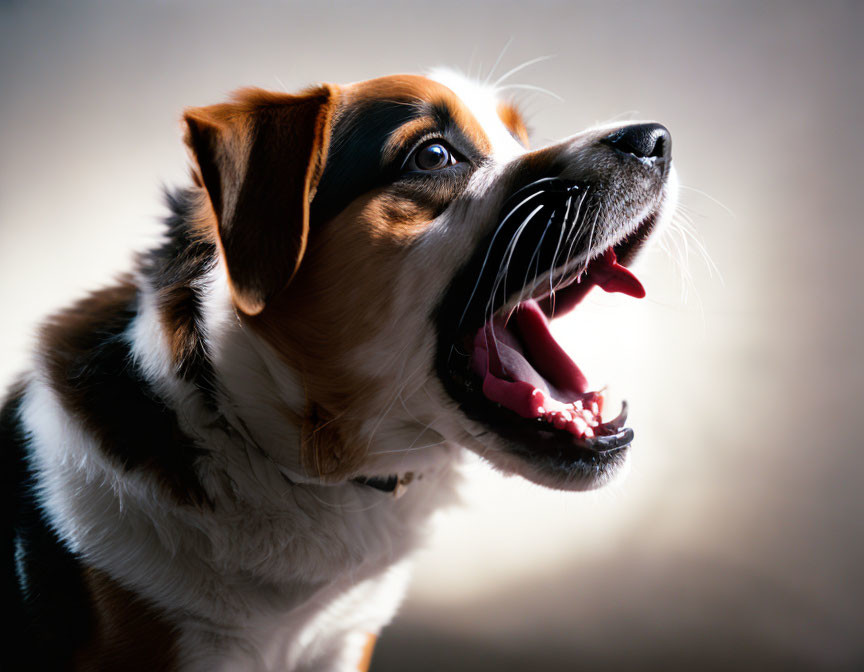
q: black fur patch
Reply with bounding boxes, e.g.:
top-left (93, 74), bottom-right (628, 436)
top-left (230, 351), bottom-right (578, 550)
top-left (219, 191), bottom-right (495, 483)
top-left (140, 188), bottom-right (219, 401)
top-left (2, 384), bottom-right (94, 670)
top-left (40, 282), bottom-right (210, 507)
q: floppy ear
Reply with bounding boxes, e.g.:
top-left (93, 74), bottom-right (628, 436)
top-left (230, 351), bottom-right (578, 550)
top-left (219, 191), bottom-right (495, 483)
top-left (183, 86), bottom-right (336, 315)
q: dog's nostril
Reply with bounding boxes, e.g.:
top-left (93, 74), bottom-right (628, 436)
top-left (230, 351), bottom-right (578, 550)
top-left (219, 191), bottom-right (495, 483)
top-left (602, 123), bottom-right (671, 161)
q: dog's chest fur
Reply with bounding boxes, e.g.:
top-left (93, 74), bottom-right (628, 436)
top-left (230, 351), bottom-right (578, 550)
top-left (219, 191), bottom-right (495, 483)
top-left (7, 250), bottom-right (462, 668)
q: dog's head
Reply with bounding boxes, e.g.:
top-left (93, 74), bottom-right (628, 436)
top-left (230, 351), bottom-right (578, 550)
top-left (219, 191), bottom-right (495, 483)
top-left (183, 70), bottom-right (677, 491)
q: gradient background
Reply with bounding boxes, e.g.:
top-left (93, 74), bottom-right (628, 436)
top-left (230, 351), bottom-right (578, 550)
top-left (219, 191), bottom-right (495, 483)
top-left (2, 1), bottom-right (862, 670)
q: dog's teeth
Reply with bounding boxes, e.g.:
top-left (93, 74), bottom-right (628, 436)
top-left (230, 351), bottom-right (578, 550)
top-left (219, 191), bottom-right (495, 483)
top-left (572, 416), bottom-right (588, 437)
top-left (605, 401), bottom-right (629, 429)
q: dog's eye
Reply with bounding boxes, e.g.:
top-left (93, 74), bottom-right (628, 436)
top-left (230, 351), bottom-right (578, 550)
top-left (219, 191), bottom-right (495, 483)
top-left (407, 141), bottom-right (458, 172)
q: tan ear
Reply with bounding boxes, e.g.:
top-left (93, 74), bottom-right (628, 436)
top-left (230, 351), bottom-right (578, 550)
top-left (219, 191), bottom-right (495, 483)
top-left (183, 86), bottom-right (336, 315)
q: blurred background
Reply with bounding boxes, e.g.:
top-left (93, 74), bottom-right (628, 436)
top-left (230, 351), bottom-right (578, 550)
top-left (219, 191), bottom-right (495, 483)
top-left (2, 1), bottom-right (862, 669)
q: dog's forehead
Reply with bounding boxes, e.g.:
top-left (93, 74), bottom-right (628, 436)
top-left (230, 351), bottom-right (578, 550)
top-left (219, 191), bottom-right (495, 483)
top-left (338, 71), bottom-right (525, 159)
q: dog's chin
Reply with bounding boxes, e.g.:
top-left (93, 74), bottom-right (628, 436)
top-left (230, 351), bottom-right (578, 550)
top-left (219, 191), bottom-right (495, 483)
top-left (449, 370), bottom-right (634, 492)
top-left (464, 430), bottom-right (630, 491)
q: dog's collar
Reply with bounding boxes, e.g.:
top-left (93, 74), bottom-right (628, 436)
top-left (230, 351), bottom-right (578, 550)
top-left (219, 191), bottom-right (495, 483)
top-left (273, 459), bottom-right (418, 498)
top-left (353, 472), bottom-right (415, 498)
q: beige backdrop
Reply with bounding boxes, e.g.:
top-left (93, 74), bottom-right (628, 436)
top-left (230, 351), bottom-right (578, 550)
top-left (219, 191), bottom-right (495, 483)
top-left (2, 1), bottom-right (862, 669)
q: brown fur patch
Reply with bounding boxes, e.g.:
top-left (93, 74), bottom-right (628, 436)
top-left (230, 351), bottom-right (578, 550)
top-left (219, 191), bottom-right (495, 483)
top-left (159, 280), bottom-right (208, 376)
top-left (497, 100), bottom-right (530, 148)
top-left (184, 86), bottom-right (338, 315)
top-left (74, 568), bottom-right (179, 671)
top-left (359, 189), bottom-right (439, 243)
top-left (357, 633), bottom-right (377, 671)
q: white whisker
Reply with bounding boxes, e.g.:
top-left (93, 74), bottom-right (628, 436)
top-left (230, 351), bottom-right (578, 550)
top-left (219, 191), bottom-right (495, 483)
top-left (561, 189), bottom-right (590, 255)
top-left (676, 218), bottom-right (722, 282)
top-left (492, 203), bottom-right (545, 311)
top-left (484, 37), bottom-right (513, 85)
top-left (496, 83), bottom-right (564, 102)
top-left (519, 210), bottom-right (558, 306)
top-left (679, 184), bottom-right (736, 219)
top-left (457, 189), bottom-right (546, 328)
top-left (596, 110), bottom-right (641, 124)
top-left (583, 204), bottom-right (602, 273)
top-left (493, 55), bottom-right (553, 88)
top-left (548, 204), bottom-right (569, 296)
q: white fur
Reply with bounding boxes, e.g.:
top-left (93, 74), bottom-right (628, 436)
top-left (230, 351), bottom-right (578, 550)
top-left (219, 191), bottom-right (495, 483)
top-left (23, 347), bottom-right (461, 668)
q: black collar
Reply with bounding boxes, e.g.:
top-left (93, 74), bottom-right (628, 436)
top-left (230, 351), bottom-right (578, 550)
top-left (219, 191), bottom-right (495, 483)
top-left (352, 472), bottom-right (415, 496)
top-left (352, 474), bottom-right (399, 493)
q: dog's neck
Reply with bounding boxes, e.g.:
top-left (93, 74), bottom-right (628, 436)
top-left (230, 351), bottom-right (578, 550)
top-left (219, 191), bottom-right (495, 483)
top-left (135, 187), bottom-right (457, 492)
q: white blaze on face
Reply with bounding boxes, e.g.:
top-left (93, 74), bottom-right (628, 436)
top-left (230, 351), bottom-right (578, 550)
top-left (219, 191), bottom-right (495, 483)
top-left (427, 67), bottom-right (526, 162)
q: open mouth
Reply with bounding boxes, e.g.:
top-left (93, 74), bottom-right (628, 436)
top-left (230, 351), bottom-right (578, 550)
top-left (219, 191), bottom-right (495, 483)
top-left (470, 248), bottom-right (643, 447)
top-left (435, 177), bottom-right (662, 489)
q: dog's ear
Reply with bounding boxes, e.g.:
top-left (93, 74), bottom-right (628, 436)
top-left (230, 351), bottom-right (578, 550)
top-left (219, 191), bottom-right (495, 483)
top-left (183, 86), bottom-right (336, 315)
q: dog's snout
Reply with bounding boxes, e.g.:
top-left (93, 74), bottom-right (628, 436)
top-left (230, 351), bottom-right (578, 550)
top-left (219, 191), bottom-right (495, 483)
top-left (602, 123), bottom-right (671, 162)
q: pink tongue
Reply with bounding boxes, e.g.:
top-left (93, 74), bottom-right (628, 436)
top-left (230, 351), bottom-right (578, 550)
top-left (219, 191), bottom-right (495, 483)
top-left (591, 249), bottom-right (645, 298)
top-left (470, 249), bottom-right (645, 424)
top-left (539, 248), bottom-right (644, 317)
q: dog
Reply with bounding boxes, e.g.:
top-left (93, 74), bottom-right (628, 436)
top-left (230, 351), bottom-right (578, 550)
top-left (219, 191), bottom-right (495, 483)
top-left (2, 68), bottom-right (677, 670)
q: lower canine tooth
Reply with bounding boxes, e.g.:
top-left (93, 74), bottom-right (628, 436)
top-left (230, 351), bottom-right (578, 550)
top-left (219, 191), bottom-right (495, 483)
top-left (603, 401), bottom-right (629, 430)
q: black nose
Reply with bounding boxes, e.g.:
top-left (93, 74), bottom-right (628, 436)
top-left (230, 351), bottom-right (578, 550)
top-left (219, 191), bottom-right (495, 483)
top-left (602, 123), bottom-right (671, 161)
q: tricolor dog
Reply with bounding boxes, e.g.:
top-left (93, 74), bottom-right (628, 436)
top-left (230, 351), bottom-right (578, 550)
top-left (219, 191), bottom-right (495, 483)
top-left (3, 70), bottom-right (677, 670)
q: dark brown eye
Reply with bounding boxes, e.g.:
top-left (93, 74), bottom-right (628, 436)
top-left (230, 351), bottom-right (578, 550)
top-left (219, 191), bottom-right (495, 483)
top-left (411, 142), bottom-right (454, 171)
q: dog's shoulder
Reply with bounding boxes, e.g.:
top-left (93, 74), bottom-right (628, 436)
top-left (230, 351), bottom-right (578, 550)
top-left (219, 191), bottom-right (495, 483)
top-left (36, 278), bottom-right (210, 506)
